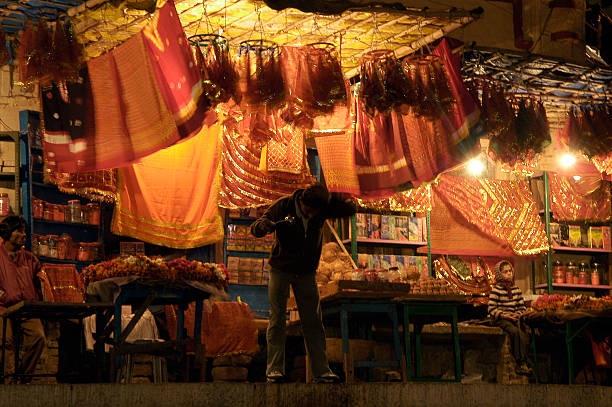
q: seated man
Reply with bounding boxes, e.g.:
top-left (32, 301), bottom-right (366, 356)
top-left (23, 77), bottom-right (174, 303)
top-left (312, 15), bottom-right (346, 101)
top-left (0, 216), bottom-right (47, 383)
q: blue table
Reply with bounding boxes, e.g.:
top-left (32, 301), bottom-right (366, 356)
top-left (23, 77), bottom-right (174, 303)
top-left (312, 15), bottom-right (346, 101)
top-left (318, 281), bottom-right (409, 382)
top-left (109, 278), bottom-right (216, 382)
top-left (0, 301), bottom-right (113, 383)
top-left (396, 295), bottom-right (466, 382)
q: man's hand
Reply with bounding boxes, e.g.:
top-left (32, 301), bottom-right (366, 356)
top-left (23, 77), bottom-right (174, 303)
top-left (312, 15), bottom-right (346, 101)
top-left (260, 218), bottom-right (276, 234)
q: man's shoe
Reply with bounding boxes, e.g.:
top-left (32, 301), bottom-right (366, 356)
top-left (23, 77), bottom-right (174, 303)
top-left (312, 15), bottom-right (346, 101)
top-left (266, 371), bottom-right (285, 383)
top-left (515, 363), bottom-right (533, 376)
top-left (313, 371), bottom-right (341, 383)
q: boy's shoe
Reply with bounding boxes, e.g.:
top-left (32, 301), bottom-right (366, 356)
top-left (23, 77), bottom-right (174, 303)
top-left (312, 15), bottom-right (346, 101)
top-left (313, 371), bottom-right (341, 383)
top-left (266, 371), bottom-right (285, 383)
top-left (515, 363), bottom-right (533, 376)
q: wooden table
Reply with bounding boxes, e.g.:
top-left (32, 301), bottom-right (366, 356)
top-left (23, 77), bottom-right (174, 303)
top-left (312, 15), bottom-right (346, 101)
top-left (109, 278), bottom-right (216, 382)
top-left (318, 280), bottom-right (410, 383)
top-left (522, 309), bottom-right (612, 384)
top-left (0, 301), bottom-right (114, 383)
top-left (394, 294), bottom-right (468, 382)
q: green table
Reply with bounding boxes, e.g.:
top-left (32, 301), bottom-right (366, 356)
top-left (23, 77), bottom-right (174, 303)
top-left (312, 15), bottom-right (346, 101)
top-left (396, 295), bottom-right (467, 382)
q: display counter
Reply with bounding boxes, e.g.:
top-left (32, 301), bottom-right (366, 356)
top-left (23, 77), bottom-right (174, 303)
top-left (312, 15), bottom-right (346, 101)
top-left (0, 301), bottom-right (113, 383)
top-left (522, 308), bottom-right (612, 384)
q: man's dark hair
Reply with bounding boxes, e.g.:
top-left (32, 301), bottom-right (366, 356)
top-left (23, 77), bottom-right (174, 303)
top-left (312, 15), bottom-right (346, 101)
top-left (0, 215), bottom-right (26, 241)
top-left (301, 183), bottom-right (329, 209)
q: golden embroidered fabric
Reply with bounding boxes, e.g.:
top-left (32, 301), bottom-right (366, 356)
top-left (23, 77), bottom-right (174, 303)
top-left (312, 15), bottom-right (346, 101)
top-left (549, 173), bottom-right (612, 222)
top-left (112, 123), bottom-right (223, 249)
top-left (434, 174), bottom-right (549, 256)
top-left (356, 182), bottom-right (433, 213)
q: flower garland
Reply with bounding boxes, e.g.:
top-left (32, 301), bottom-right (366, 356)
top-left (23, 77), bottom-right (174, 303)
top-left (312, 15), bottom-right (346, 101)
top-left (531, 294), bottom-right (612, 312)
top-left (82, 255), bottom-right (230, 290)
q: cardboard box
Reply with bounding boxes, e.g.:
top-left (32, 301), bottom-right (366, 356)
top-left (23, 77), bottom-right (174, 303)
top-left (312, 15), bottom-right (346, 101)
top-left (588, 226), bottom-right (604, 249)
top-left (393, 216), bottom-right (409, 241)
top-left (380, 215), bottom-right (393, 240)
top-left (568, 225), bottom-right (582, 247)
top-left (355, 213), bottom-right (368, 238)
top-left (368, 214), bottom-right (382, 239)
top-left (602, 226), bottom-right (611, 250)
top-left (549, 222), bottom-right (561, 245)
top-left (408, 216), bottom-right (419, 241)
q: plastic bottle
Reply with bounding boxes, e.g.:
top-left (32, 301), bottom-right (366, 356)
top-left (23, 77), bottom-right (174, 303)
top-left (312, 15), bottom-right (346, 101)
top-left (0, 193), bottom-right (10, 216)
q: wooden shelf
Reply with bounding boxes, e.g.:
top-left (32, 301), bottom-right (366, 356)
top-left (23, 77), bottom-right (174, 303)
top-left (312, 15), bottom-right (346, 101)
top-left (226, 251), bottom-right (269, 258)
top-left (34, 218), bottom-right (100, 230)
top-left (344, 238), bottom-right (427, 246)
top-left (552, 244), bottom-right (611, 254)
top-left (415, 246), bottom-right (513, 256)
top-left (535, 283), bottom-right (612, 291)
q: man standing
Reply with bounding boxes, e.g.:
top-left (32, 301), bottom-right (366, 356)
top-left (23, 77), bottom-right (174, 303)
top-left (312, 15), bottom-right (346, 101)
top-left (0, 215), bottom-right (46, 383)
top-left (251, 183), bottom-right (356, 383)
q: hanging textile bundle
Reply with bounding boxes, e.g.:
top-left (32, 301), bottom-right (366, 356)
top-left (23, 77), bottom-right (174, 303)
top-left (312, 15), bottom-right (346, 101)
top-left (237, 39), bottom-right (285, 107)
top-left (465, 77), bottom-right (513, 138)
top-left (17, 20), bottom-right (53, 85)
top-left (401, 54), bottom-right (455, 119)
top-left (359, 49), bottom-right (411, 116)
top-left (558, 104), bottom-right (612, 174)
top-left (295, 42), bottom-right (347, 115)
top-left (48, 20), bottom-right (84, 83)
top-left (189, 34), bottom-right (240, 106)
top-left (0, 30), bottom-right (10, 67)
top-left (488, 97), bottom-right (551, 171)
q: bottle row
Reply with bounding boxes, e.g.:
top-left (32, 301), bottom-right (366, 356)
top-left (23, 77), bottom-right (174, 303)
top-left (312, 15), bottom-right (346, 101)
top-left (550, 223), bottom-right (611, 250)
top-left (551, 260), bottom-right (607, 286)
top-left (32, 233), bottom-right (103, 262)
top-left (32, 197), bottom-right (101, 225)
top-left (355, 213), bottom-right (426, 242)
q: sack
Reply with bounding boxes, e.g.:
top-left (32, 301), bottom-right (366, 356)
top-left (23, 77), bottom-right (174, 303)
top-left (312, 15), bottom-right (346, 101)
top-left (588, 331), bottom-right (612, 368)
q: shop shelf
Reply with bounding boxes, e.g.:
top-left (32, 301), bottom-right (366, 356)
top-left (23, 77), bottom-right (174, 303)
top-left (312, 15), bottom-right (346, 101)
top-left (552, 244), bottom-right (611, 254)
top-left (344, 238), bottom-right (427, 246)
top-left (535, 283), bottom-right (612, 291)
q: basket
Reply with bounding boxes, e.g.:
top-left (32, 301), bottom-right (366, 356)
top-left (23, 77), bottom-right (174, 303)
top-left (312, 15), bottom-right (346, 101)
top-left (38, 263), bottom-right (85, 303)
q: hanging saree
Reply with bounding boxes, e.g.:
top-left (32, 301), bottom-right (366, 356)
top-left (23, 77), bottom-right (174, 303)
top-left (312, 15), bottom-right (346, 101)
top-left (111, 124), bottom-right (224, 249)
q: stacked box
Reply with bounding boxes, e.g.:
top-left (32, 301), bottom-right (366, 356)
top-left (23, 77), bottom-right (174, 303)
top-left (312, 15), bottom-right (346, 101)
top-left (262, 258), bottom-right (271, 283)
top-left (588, 226), bottom-right (604, 249)
top-left (549, 222), bottom-right (561, 245)
top-left (394, 216), bottom-right (409, 241)
top-left (355, 213), bottom-right (368, 238)
top-left (602, 226), bottom-right (611, 250)
top-left (568, 225), bottom-right (582, 247)
top-left (227, 256), bottom-right (240, 283)
top-left (380, 215), bottom-right (394, 240)
top-left (408, 216), bottom-right (419, 241)
top-left (226, 224), bottom-right (242, 251)
top-left (251, 258), bottom-right (264, 284)
top-left (368, 214), bottom-right (382, 239)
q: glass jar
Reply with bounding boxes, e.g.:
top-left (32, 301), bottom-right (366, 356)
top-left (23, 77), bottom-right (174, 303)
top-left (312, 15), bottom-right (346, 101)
top-left (85, 203), bottom-right (100, 225)
top-left (56, 234), bottom-right (72, 260)
top-left (0, 192), bottom-right (9, 217)
top-left (43, 203), bottom-right (54, 221)
top-left (77, 243), bottom-right (90, 262)
top-left (38, 235), bottom-right (49, 258)
top-left (33, 199), bottom-right (44, 219)
top-left (53, 204), bottom-right (65, 222)
top-left (591, 262), bottom-right (601, 286)
top-left (67, 200), bottom-right (82, 223)
top-left (553, 260), bottom-right (566, 284)
top-left (566, 261), bottom-right (578, 285)
top-left (578, 261), bottom-right (590, 285)
top-left (47, 235), bottom-right (58, 259)
top-left (31, 235), bottom-right (39, 256)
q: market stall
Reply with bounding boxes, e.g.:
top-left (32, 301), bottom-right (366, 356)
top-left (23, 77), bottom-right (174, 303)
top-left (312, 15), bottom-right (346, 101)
top-left (0, 0), bottom-right (611, 386)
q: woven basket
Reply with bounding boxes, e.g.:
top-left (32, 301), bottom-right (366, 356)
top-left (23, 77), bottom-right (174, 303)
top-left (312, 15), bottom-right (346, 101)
top-left (39, 263), bottom-right (85, 303)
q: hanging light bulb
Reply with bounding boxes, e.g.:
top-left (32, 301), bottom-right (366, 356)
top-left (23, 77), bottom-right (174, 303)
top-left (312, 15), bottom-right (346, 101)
top-left (467, 157), bottom-right (485, 176)
top-left (559, 153), bottom-right (576, 168)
